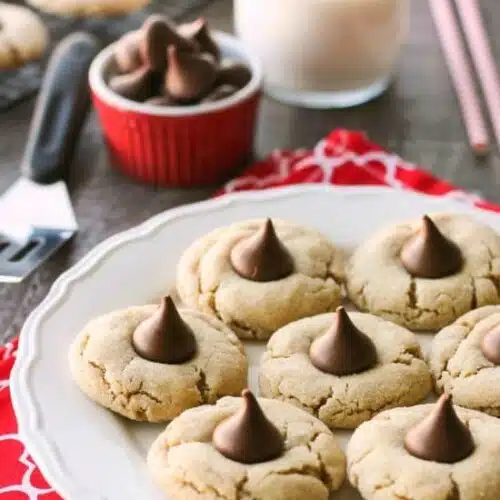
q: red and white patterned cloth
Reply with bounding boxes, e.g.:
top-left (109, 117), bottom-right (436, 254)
top-left (2, 129), bottom-right (500, 499)
top-left (0, 338), bottom-right (57, 499)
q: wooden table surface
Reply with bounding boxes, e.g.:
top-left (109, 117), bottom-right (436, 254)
top-left (1, 0), bottom-right (500, 344)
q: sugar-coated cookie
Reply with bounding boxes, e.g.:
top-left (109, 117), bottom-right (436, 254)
top-left (148, 393), bottom-right (346, 500)
top-left (429, 305), bottom-right (500, 416)
top-left (346, 213), bottom-right (500, 330)
top-left (260, 309), bottom-right (432, 429)
top-left (347, 397), bottom-right (500, 500)
top-left (27, 0), bottom-right (151, 17)
top-left (69, 298), bottom-right (247, 422)
top-left (0, 3), bottom-right (48, 69)
top-left (177, 218), bottom-right (345, 340)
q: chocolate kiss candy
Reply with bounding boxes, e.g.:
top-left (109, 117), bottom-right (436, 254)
top-left (108, 66), bottom-right (154, 102)
top-left (405, 393), bottom-right (475, 463)
top-left (216, 61), bottom-right (252, 89)
top-left (400, 215), bottom-right (463, 279)
top-left (213, 389), bottom-right (284, 464)
top-left (132, 296), bottom-right (197, 364)
top-left (114, 31), bottom-right (143, 73)
top-left (481, 325), bottom-right (500, 364)
top-left (230, 219), bottom-right (294, 282)
top-left (309, 307), bottom-right (377, 376)
top-left (165, 45), bottom-right (217, 102)
top-left (140, 15), bottom-right (196, 72)
top-left (202, 84), bottom-right (238, 103)
top-left (178, 18), bottom-right (221, 62)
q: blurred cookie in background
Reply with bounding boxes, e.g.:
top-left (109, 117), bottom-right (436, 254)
top-left (26, 0), bottom-right (152, 17)
top-left (0, 3), bottom-right (49, 69)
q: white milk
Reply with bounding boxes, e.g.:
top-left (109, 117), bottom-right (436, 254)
top-left (234, 0), bottom-right (409, 108)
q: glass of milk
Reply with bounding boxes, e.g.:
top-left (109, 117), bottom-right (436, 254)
top-left (234, 0), bottom-right (409, 108)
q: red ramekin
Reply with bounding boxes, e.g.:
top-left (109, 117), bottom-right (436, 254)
top-left (89, 32), bottom-right (263, 187)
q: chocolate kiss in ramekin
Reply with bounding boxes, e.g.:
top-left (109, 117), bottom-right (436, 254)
top-left (164, 45), bottom-right (217, 102)
top-left (140, 15), bottom-right (196, 72)
top-left (114, 31), bottom-right (143, 73)
top-left (178, 18), bottom-right (221, 62)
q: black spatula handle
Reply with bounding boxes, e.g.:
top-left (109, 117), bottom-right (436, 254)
top-left (21, 32), bottom-right (100, 185)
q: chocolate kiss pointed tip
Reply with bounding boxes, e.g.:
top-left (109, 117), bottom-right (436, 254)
top-left (400, 215), bottom-right (463, 279)
top-left (481, 326), bottom-right (500, 364)
top-left (262, 218), bottom-right (274, 239)
top-left (309, 307), bottom-right (377, 376)
top-left (421, 215), bottom-right (448, 244)
top-left (404, 393), bottom-right (475, 463)
top-left (230, 219), bottom-right (294, 282)
top-left (114, 31), bottom-right (143, 73)
top-left (213, 389), bottom-right (284, 464)
top-left (141, 15), bottom-right (195, 71)
top-left (185, 17), bottom-right (220, 61)
top-left (240, 388), bottom-right (258, 413)
top-left (162, 295), bottom-right (175, 310)
top-left (178, 17), bottom-right (205, 36)
top-left (336, 305), bottom-right (349, 322)
top-left (132, 295), bottom-right (196, 364)
top-left (167, 44), bottom-right (176, 58)
top-left (190, 17), bottom-right (206, 32)
top-left (165, 45), bottom-right (217, 102)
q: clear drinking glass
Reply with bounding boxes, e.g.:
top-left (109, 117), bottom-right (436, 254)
top-left (234, 0), bottom-right (409, 108)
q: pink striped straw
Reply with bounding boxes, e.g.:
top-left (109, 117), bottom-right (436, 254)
top-left (454, 0), bottom-right (500, 151)
top-left (428, 0), bottom-right (489, 155)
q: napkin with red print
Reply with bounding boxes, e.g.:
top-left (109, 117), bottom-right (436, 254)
top-left (1, 128), bottom-right (499, 499)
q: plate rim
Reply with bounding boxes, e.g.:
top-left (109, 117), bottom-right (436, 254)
top-left (10, 184), bottom-right (496, 499)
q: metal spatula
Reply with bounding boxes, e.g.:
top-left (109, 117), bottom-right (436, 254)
top-left (0, 32), bottom-right (100, 283)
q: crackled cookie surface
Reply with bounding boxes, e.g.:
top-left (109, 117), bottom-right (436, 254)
top-left (347, 403), bottom-right (500, 500)
top-left (259, 311), bottom-right (432, 429)
top-left (0, 3), bottom-right (48, 69)
top-left (429, 305), bottom-right (500, 416)
top-left (177, 219), bottom-right (345, 340)
top-left (346, 213), bottom-right (500, 330)
top-left (27, 0), bottom-right (150, 16)
top-left (148, 395), bottom-right (346, 500)
top-left (69, 304), bottom-right (247, 422)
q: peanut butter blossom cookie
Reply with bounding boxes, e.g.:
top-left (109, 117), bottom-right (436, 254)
top-left (429, 305), bottom-right (500, 416)
top-left (260, 308), bottom-right (431, 429)
top-left (69, 297), bottom-right (247, 422)
top-left (177, 218), bottom-right (345, 340)
top-left (147, 390), bottom-right (346, 500)
top-left (0, 3), bottom-right (48, 69)
top-left (346, 213), bottom-right (500, 330)
top-left (347, 394), bottom-right (500, 500)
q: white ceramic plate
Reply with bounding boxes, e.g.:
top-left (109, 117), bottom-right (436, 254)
top-left (11, 185), bottom-right (500, 500)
